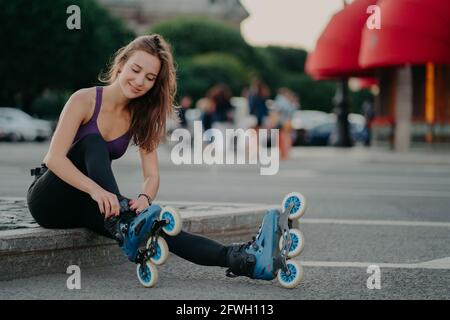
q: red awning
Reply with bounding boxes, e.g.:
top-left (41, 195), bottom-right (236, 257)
top-left (306, 0), bottom-right (377, 80)
top-left (359, 0), bottom-right (450, 68)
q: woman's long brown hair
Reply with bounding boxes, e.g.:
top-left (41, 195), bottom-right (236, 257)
top-left (99, 34), bottom-right (177, 153)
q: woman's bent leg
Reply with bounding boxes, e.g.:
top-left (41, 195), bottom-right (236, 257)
top-left (27, 170), bottom-right (83, 229)
top-left (27, 134), bottom-right (122, 237)
top-left (67, 134), bottom-right (120, 195)
top-left (163, 231), bottom-right (229, 267)
top-left (28, 133), bottom-right (232, 267)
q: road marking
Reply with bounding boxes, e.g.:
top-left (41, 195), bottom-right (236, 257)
top-left (300, 218), bottom-right (450, 228)
top-left (308, 188), bottom-right (450, 198)
top-left (280, 170), bottom-right (450, 186)
top-left (300, 257), bottom-right (450, 270)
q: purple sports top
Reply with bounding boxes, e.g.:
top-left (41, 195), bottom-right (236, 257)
top-left (73, 86), bottom-right (131, 160)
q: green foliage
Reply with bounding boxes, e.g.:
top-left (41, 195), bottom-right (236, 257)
top-left (152, 17), bottom-right (261, 102)
top-left (151, 16), bottom-right (255, 64)
top-left (177, 53), bottom-right (250, 102)
top-left (262, 46), bottom-right (308, 74)
top-left (251, 47), bottom-right (281, 93)
top-left (0, 0), bottom-right (134, 114)
top-left (277, 73), bottom-right (337, 112)
top-left (0, 5), bottom-right (371, 117)
top-left (31, 90), bottom-right (72, 119)
top-left (258, 46), bottom-right (335, 111)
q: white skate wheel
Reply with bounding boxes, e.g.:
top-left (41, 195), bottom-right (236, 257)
top-left (136, 261), bottom-right (158, 288)
top-left (277, 259), bottom-right (303, 289)
top-left (148, 237), bottom-right (169, 265)
top-left (282, 192), bottom-right (306, 220)
top-left (279, 228), bottom-right (305, 258)
top-left (160, 207), bottom-right (182, 236)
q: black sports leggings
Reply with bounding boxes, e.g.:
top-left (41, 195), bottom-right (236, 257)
top-left (27, 133), bottom-right (229, 267)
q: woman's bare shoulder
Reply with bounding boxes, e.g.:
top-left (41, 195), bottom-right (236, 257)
top-left (69, 87), bottom-right (96, 105)
top-left (65, 87), bottom-right (97, 122)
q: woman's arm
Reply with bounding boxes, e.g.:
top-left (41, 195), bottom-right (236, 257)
top-left (129, 147), bottom-right (160, 213)
top-left (42, 88), bottom-right (120, 217)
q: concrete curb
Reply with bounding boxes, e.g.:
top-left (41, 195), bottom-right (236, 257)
top-left (0, 199), bottom-right (284, 281)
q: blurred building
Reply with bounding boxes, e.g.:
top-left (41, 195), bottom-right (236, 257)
top-left (98, 0), bottom-right (249, 33)
top-left (306, 0), bottom-right (450, 151)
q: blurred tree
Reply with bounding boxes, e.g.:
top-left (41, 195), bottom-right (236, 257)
top-left (0, 0), bottom-right (134, 115)
top-left (277, 73), bottom-right (337, 112)
top-left (263, 46), bottom-right (308, 74)
top-left (31, 90), bottom-right (72, 119)
top-left (255, 46), bottom-right (334, 111)
top-left (252, 47), bottom-right (280, 93)
top-left (177, 53), bottom-right (250, 102)
top-left (151, 17), bottom-right (264, 103)
top-left (151, 16), bottom-right (255, 64)
top-left (253, 46), bottom-right (310, 100)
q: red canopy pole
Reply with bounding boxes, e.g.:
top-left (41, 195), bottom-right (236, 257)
top-left (333, 78), bottom-right (354, 147)
top-left (334, 0), bottom-right (353, 148)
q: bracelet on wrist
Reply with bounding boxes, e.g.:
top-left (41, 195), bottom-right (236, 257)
top-left (138, 193), bottom-right (152, 205)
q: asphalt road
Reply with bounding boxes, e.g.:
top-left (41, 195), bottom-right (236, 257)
top-left (0, 141), bottom-right (449, 299)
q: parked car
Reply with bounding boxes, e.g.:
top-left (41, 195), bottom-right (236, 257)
top-left (291, 110), bottom-right (334, 145)
top-left (0, 107), bottom-right (53, 142)
top-left (303, 114), bottom-right (368, 146)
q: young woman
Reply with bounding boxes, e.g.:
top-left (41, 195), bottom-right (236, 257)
top-left (26, 34), bottom-right (256, 279)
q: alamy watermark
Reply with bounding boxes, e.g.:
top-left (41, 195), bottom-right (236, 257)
top-left (366, 5), bottom-right (381, 30)
top-left (170, 121), bottom-right (280, 175)
top-left (66, 5), bottom-right (81, 30)
top-left (66, 265), bottom-right (81, 290)
top-left (366, 265), bottom-right (381, 289)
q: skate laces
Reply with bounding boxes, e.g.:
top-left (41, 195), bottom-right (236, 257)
top-left (246, 224), bottom-right (262, 249)
top-left (245, 236), bottom-right (257, 249)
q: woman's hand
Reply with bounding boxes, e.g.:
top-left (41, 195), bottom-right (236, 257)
top-left (129, 196), bottom-right (150, 215)
top-left (89, 187), bottom-right (120, 219)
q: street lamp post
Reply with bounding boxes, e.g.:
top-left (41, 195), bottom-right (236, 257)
top-left (331, 0), bottom-right (353, 148)
top-left (333, 79), bottom-right (353, 147)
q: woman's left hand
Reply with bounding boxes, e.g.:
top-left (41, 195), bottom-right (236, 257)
top-left (129, 197), bottom-right (150, 215)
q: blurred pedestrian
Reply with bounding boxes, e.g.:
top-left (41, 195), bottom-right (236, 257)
top-left (247, 79), bottom-right (271, 153)
top-left (207, 84), bottom-right (236, 151)
top-left (248, 79), bottom-right (269, 129)
top-left (273, 88), bottom-right (298, 160)
top-left (361, 96), bottom-right (375, 147)
top-left (196, 96), bottom-right (215, 142)
top-left (207, 84), bottom-right (234, 125)
top-left (177, 95), bottom-right (192, 128)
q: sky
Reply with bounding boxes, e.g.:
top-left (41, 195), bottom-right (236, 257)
top-left (240, 0), bottom-right (348, 51)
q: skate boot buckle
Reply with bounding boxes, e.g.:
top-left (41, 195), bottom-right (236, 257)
top-left (120, 224), bottom-right (129, 234)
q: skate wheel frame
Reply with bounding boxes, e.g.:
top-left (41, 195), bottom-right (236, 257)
top-left (136, 261), bottom-right (158, 288)
top-left (160, 207), bottom-right (182, 236)
top-left (148, 237), bottom-right (169, 265)
top-left (279, 228), bottom-right (304, 258)
top-left (282, 192), bottom-right (306, 220)
top-left (277, 260), bottom-right (303, 289)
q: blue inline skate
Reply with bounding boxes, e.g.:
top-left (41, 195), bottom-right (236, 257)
top-left (226, 192), bottom-right (306, 289)
top-left (105, 197), bottom-right (182, 288)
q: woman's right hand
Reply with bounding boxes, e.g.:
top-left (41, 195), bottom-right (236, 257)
top-left (90, 187), bottom-right (120, 219)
